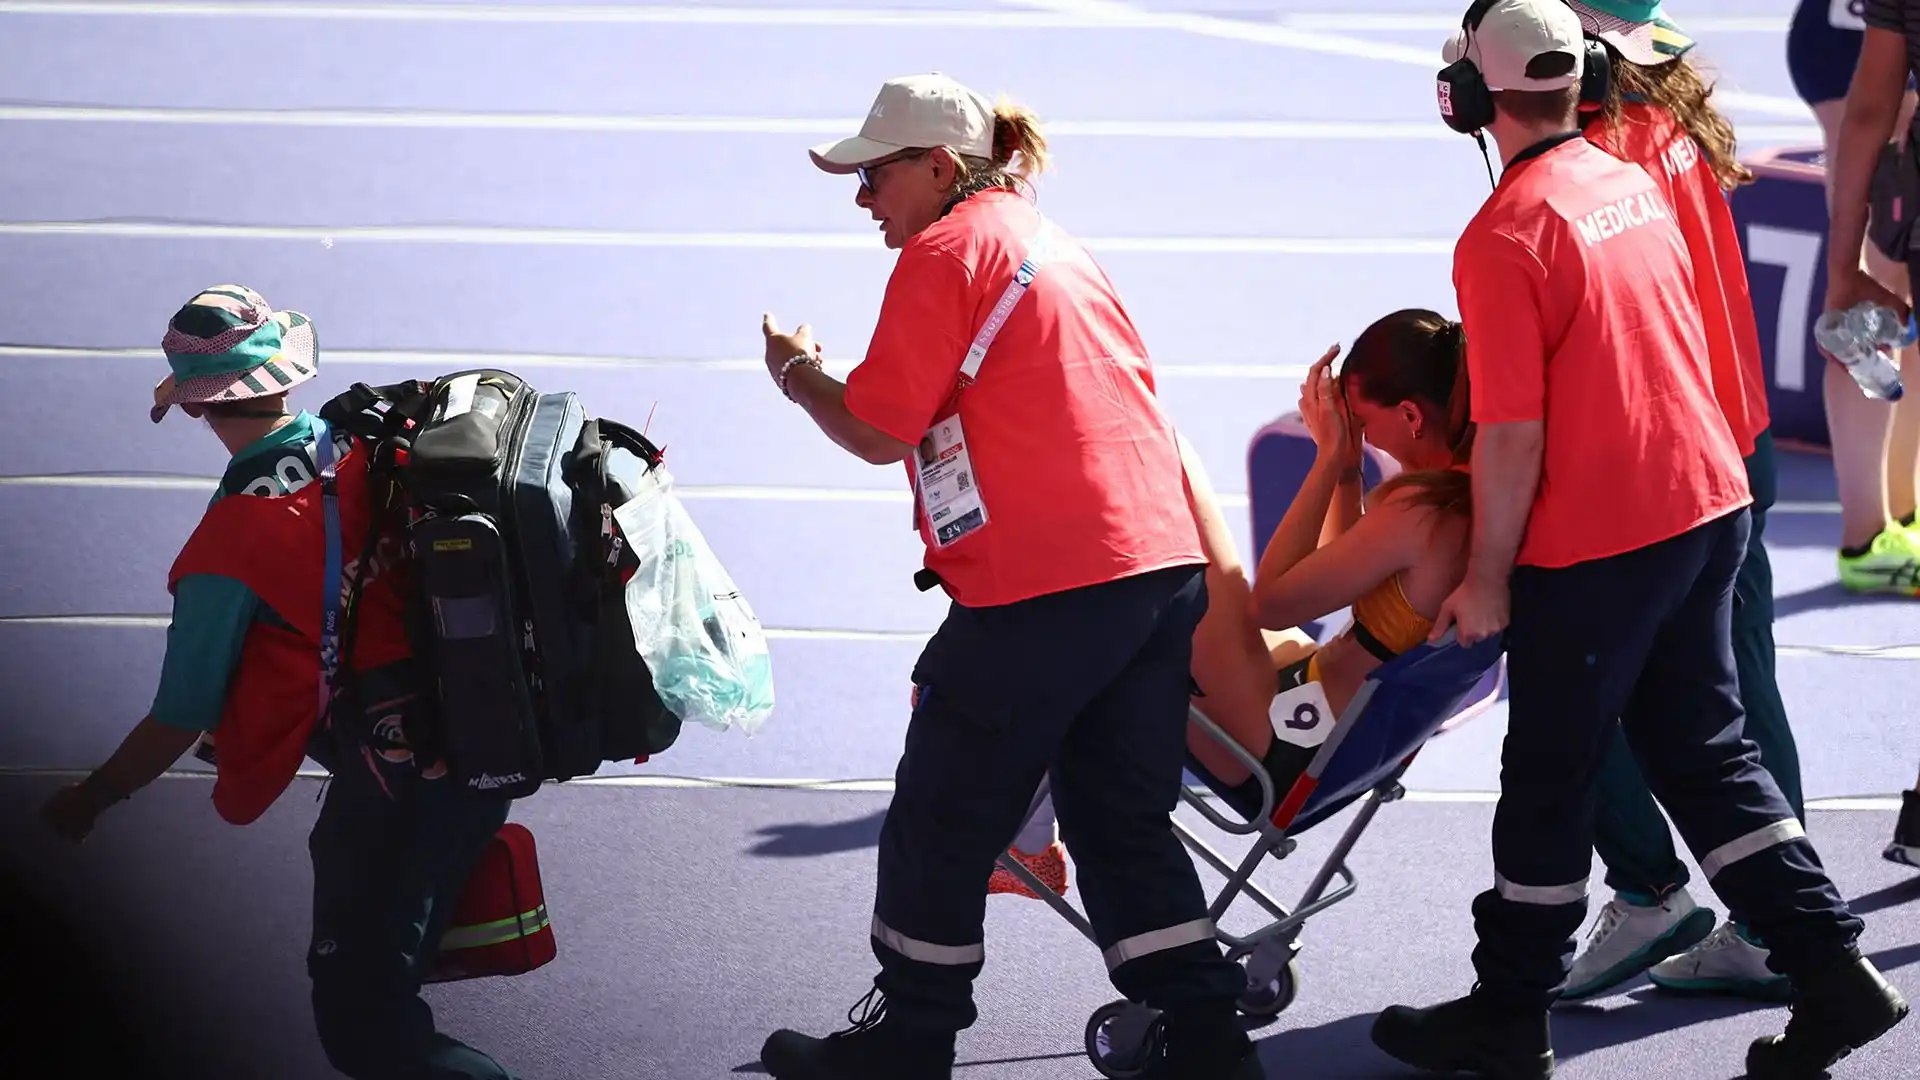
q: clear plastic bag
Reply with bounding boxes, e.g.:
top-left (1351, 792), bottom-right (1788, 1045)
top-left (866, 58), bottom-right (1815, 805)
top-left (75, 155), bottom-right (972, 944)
top-left (612, 464), bottom-right (775, 735)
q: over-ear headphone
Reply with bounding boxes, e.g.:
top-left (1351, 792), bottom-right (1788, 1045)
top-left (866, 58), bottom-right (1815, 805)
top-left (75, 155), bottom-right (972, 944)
top-left (1578, 35), bottom-right (1613, 113)
top-left (1436, 0), bottom-right (1500, 135)
top-left (1435, 0), bottom-right (1610, 134)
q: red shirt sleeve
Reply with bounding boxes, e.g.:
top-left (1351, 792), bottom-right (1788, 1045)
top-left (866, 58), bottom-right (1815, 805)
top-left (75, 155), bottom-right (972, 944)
top-left (843, 240), bottom-right (975, 445)
top-left (1457, 230), bottom-right (1550, 425)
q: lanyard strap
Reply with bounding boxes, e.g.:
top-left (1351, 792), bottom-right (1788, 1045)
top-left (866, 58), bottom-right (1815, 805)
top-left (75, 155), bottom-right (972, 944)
top-left (316, 418), bottom-right (343, 725)
top-left (953, 224), bottom-right (1057, 392)
top-left (910, 225), bottom-right (1057, 534)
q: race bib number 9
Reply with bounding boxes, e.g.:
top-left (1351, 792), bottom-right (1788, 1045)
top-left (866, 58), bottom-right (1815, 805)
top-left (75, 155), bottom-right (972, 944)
top-left (1267, 679), bottom-right (1336, 750)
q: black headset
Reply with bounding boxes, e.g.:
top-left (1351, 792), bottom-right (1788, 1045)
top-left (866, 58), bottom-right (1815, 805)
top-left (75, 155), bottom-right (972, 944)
top-left (1436, 0), bottom-right (1611, 136)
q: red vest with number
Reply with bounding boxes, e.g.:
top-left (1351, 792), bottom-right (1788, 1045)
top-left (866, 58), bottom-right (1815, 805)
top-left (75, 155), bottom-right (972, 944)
top-left (168, 440), bottom-right (414, 825)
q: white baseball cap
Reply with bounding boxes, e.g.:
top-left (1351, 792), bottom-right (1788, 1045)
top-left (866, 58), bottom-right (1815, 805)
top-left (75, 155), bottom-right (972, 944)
top-left (1443, 0), bottom-right (1586, 92)
top-left (809, 73), bottom-right (996, 174)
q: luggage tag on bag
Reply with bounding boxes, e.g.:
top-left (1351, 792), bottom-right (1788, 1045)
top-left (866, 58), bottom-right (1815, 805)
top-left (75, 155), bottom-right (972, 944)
top-left (1268, 679), bottom-right (1335, 750)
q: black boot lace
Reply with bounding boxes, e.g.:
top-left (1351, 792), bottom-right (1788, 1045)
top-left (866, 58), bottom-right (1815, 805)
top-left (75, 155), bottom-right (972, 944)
top-left (831, 988), bottom-right (889, 1040)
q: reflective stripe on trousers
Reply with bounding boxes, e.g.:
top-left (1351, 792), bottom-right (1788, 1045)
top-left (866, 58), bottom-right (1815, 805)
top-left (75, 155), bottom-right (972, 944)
top-left (1701, 819), bottom-right (1805, 878)
top-left (871, 915), bottom-right (985, 967)
top-left (1493, 873), bottom-right (1588, 907)
top-left (1101, 917), bottom-right (1218, 972)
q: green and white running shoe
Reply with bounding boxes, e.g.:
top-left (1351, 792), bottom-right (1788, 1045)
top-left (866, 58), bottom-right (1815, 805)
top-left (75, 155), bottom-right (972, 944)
top-left (1838, 527), bottom-right (1920, 596)
top-left (1647, 922), bottom-right (1793, 1002)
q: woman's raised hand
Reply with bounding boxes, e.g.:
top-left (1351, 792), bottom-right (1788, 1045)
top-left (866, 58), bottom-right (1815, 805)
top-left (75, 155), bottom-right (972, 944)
top-left (1297, 344), bottom-right (1357, 469)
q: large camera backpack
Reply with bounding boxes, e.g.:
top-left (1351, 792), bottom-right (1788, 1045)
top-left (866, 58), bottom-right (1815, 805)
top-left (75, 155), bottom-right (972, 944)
top-left (320, 369), bottom-right (681, 798)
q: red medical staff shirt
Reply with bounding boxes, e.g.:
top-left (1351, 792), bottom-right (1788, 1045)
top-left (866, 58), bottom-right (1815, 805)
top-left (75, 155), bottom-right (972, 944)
top-left (1455, 135), bottom-right (1751, 569)
top-left (844, 190), bottom-right (1204, 606)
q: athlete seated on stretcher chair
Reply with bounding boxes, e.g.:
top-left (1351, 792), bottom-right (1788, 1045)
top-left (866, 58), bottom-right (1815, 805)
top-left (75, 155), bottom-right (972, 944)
top-left (994, 307), bottom-right (1478, 898)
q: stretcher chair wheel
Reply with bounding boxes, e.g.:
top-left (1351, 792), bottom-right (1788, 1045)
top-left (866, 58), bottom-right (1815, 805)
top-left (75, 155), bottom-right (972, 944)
top-left (1084, 999), bottom-right (1162, 1079)
top-left (1225, 940), bottom-right (1300, 1019)
top-left (1235, 955), bottom-right (1300, 1019)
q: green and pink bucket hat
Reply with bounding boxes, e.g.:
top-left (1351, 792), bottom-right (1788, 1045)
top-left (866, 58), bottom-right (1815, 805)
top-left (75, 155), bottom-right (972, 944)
top-left (150, 284), bottom-right (319, 424)
top-left (1566, 1), bottom-right (1696, 65)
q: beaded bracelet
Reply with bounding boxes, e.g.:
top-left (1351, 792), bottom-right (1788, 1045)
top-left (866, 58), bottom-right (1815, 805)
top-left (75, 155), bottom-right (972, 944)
top-left (778, 353), bottom-right (822, 401)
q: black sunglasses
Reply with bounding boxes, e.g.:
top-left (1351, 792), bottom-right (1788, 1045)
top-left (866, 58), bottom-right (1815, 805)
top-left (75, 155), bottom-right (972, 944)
top-left (858, 148), bottom-right (933, 192)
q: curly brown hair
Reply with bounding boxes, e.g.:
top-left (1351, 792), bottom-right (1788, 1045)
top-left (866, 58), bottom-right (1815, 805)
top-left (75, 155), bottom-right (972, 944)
top-left (1594, 50), bottom-right (1753, 192)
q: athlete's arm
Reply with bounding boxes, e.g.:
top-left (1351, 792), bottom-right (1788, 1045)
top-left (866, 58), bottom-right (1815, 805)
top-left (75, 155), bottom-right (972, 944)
top-left (1826, 24), bottom-right (1914, 311)
top-left (1320, 470), bottom-right (1365, 546)
top-left (1253, 480), bottom-right (1425, 631)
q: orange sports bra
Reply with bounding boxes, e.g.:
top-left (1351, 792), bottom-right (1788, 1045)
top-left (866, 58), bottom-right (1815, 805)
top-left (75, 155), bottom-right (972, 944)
top-left (1306, 572), bottom-right (1433, 682)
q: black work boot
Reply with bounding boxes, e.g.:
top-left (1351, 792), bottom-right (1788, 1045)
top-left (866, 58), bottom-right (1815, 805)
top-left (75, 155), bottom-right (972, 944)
top-left (761, 989), bottom-right (956, 1080)
top-left (1370, 989), bottom-right (1553, 1080)
top-left (1884, 790), bottom-right (1920, 869)
top-left (1143, 1001), bottom-right (1266, 1080)
top-left (1746, 956), bottom-right (1909, 1079)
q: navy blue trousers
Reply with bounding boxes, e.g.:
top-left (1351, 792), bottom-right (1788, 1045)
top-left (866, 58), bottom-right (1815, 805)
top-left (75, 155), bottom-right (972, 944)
top-left (871, 564), bottom-right (1246, 1032)
top-left (1592, 428), bottom-right (1807, 899)
top-left (306, 674), bottom-right (518, 1080)
top-left (1473, 510), bottom-right (1862, 1009)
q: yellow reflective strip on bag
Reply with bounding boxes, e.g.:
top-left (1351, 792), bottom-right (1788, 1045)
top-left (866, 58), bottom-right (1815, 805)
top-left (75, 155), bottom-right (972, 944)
top-left (438, 904), bottom-right (551, 952)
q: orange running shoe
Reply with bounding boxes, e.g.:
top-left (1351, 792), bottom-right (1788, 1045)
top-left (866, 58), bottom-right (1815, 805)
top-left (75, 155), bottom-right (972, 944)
top-left (989, 842), bottom-right (1069, 899)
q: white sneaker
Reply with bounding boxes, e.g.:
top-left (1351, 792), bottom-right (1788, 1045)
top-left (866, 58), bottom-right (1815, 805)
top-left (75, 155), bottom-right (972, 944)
top-left (1560, 889), bottom-right (1717, 1001)
top-left (1647, 921), bottom-right (1793, 1002)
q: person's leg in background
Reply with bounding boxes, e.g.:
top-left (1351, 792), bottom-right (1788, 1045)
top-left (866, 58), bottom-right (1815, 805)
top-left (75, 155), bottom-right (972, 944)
top-left (307, 745), bottom-right (518, 1080)
top-left (1810, 91), bottom-right (1920, 593)
top-left (1649, 428), bottom-right (1803, 1000)
top-left (1048, 565), bottom-right (1260, 1078)
top-left (990, 786), bottom-right (1069, 898)
top-left (1888, 764), bottom-right (1920, 869)
top-left (1560, 733), bottom-right (1714, 1000)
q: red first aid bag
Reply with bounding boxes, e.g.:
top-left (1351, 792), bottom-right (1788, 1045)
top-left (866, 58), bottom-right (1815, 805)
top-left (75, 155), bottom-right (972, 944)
top-left (424, 822), bottom-right (557, 983)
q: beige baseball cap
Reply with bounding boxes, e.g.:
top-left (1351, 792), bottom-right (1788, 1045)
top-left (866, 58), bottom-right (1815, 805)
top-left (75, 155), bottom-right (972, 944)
top-left (809, 73), bottom-right (996, 174)
top-left (1443, 0), bottom-right (1585, 92)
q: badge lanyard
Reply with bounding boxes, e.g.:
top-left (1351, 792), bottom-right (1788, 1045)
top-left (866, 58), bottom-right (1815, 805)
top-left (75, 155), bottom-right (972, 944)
top-left (909, 225), bottom-right (1057, 543)
top-left (316, 418), bottom-right (343, 727)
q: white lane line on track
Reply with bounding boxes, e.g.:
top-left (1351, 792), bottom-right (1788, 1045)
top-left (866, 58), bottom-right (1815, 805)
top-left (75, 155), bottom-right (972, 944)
top-left (0, 220), bottom-right (1458, 254)
top-left (0, 0), bottom-right (1811, 120)
top-left (0, 2), bottom-right (1796, 38)
top-left (0, 613), bottom-right (940, 640)
top-left (0, 104), bottom-right (1825, 144)
top-left (1276, 13), bottom-right (1788, 33)
top-left (0, 767), bottom-right (1905, 811)
top-left (995, 0), bottom-right (1812, 120)
top-left (0, 2), bottom-right (1099, 26)
top-left (0, 344), bottom-right (1311, 378)
top-left (0, 474), bottom-right (1845, 517)
top-left (0, 473), bottom-right (1251, 510)
top-left (4, 615), bottom-right (1908, 661)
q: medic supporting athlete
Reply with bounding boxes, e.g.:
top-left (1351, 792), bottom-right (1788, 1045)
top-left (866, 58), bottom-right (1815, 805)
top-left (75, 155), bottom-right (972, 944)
top-left (38, 285), bottom-right (523, 1080)
top-left (1368, 5), bottom-right (1908, 1080)
top-left (1550, 0), bottom-right (1811, 1003)
top-left (752, 74), bottom-right (1261, 1080)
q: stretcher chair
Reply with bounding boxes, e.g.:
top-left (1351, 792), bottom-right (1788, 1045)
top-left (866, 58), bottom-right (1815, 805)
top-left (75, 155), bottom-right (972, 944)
top-left (995, 629), bottom-right (1507, 1079)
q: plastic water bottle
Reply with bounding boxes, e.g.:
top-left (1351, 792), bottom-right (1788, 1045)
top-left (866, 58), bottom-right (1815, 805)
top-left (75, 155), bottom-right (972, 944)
top-left (1814, 302), bottom-right (1913, 402)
